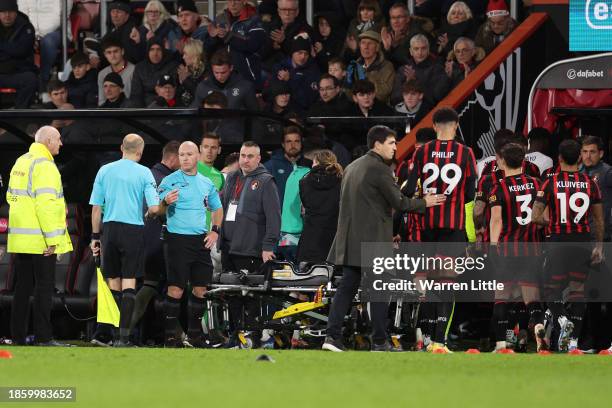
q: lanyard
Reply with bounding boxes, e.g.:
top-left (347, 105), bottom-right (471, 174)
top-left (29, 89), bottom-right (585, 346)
top-left (233, 178), bottom-right (244, 200)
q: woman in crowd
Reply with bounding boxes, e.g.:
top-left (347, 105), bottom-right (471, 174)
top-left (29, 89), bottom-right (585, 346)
top-left (297, 150), bottom-right (343, 267)
top-left (445, 37), bottom-right (484, 87)
top-left (434, 1), bottom-right (478, 57)
top-left (176, 39), bottom-right (206, 106)
top-left (131, 0), bottom-right (178, 49)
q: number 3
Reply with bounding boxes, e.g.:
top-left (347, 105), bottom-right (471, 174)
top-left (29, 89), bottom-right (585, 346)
top-left (422, 163), bottom-right (462, 195)
top-left (515, 194), bottom-right (532, 225)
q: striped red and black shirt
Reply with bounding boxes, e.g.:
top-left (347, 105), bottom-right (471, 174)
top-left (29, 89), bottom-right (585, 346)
top-left (481, 159), bottom-right (541, 182)
top-left (536, 171), bottom-right (602, 235)
top-left (407, 139), bottom-right (477, 230)
top-left (489, 174), bottom-right (541, 255)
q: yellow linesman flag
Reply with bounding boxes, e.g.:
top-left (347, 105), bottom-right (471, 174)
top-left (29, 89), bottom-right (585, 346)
top-left (96, 267), bottom-right (120, 327)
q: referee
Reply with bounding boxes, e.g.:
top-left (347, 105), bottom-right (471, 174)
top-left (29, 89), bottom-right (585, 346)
top-left (89, 134), bottom-right (160, 347)
top-left (158, 142), bottom-right (223, 348)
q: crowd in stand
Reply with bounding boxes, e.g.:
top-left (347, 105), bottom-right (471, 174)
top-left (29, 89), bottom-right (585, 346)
top-left (0, 0), bottom-right (524, 150)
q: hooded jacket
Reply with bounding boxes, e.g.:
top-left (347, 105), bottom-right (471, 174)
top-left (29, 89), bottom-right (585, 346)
top-left (0, 11), bottom-right (36, 74)
top-left (193, 71), bottom-right (259, 144)
top-left (66, 68), bottom-right (98, 108)
top-left (272, 56), bottom-right (320, 112)
top-left (264, 149), bottom-right (312, 205)
top-left (206, 3), bottom-right (266, 85)
top-left (220, 164), bottom-right (281, 257)
top-left (130, 40), bottom-right (180, 107)
top-left (313, 12), bottom-right (346, 72)
top-left (297, 165), bottom-right (341, 264)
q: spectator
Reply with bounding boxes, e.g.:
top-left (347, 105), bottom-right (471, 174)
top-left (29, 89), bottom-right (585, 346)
top-left (221, 151), bottom-right (240, 175)
top-left (130, 39), bottom-right (180, 107)
top-left (167, 0), bottom-right (206, 53)
top-left (148, 74), bottom-right (184, 108)
top-left (131, 0), bottom-right (178, 50)
top-left (99, 72), bottom-right (130, 108)
top-left (0, 0), bottom-right (37, 108)
top-left (416, 0), bottom-right (486, 22)
top-left (296, 149), bottom-right (342, 266)
top-left (303, 125), bottom-right (352, 169)
top-left (347, 31), bottom-right (394, 104)
top-left (199, 91), bottom-right (233, 143)
top-left (394, 80), bottom-right (433, 134)
top-left (97, 37), bottom-right (136, 104)
top-left (345, 0), bottom-right (384, 59)
top-left (312, 12), bottom-right (345, 72)
top-left (307, 74), bottom-right (353, 146)
top-left (193, 50), bottom-right (258, 144)
top-left (17, 0), bottom-right (67, 92)
top-left (260, 0), bottom-right (314, 71)
top-left (276, 128), bottom-right (311, 263)
top-left (176, 38), bottom-right (206, 106)
top-left (102, 0), bottom-right (144, 64)
top-left (444, 37), bottom-right (484, 87)
top-left (434, 1), bottom-right (478, 58)
top-left (42, 79), bottom-right (67, 109)
top-left (475, 0), bottom-right (516, 55)
top-left (65, 52), bottom-right (98, 108)
top-left (264, 125), bottom-right (312, 205)
top-left (259, 80), bottom-right (299, 145)
top-left (348, 79), bottom-right (395, 151)
top-left (390, 34), bottom-right (449, 105)
top-left (327, 57), bottom-right (350, 93)
top-left (380, 3), bottom-right (434, 68)
top-left (206, 0), bottom-right (266, 85)
top-left (272, 36), bottom-right (320, 112)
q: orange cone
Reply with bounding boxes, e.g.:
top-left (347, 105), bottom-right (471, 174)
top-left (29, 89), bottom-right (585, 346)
top-left (465, 348), bottom-right (480, 354)
top-left (0, 350), bottom-right (13, 359)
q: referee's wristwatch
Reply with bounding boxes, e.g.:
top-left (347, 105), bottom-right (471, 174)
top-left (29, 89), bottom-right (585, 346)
top-left (211, 225), bottom-right (220, 234)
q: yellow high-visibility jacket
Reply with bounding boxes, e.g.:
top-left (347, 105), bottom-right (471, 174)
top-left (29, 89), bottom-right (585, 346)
top-left (6, 143), bottom-right (72, 254)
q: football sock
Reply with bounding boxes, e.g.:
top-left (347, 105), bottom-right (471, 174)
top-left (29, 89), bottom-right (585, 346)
top-left (492, 302), bottom-right (509, 342)
top-left (187, 292), bottom-right (206, 338)
top-left (164, 295), bottom-right (182, 340)
top-left (119, 288), bottom-right (136, 342)
top-left (526, 302), bottom-right (544, 327)
top-left (130, 282), bottom-right (158, 330)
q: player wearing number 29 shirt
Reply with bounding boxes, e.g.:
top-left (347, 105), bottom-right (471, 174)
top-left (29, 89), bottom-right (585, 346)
top-left (406, 108), bottom-right (477, 235)
top-left (531, 139), bottom-right (604, 353)
top-left (404, 108), bottom-right (477, 353)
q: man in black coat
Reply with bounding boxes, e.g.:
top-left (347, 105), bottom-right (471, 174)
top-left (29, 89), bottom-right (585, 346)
top-left (0, 0), bottom-right (37, 108)
top-left (322, 125), bottom-right (445, 352)
top-left (307, 74), bottom-right (353, 147)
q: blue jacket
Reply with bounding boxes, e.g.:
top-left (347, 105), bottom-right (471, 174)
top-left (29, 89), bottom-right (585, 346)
top-left (264, 149), bottom-right (312, 205)
top-left (206, 4), bottom-right (266, 86)
top-left (272, 57), bottom-right (320, 112)
top-left (0, 12), bottom-right (36, 74)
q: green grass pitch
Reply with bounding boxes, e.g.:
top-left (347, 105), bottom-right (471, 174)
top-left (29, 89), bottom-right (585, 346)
top-left (1, 347), bottom-right (612, 408)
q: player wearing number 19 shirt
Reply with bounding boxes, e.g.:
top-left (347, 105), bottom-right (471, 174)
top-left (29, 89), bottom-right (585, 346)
top-left (487, 143), bottom-right (545, 352)
top-left (405, 108), bottom-right (477, 353)
top-left (532, 139), bottom-right (604, 352)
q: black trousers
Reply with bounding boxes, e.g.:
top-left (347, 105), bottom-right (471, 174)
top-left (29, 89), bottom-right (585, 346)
top-left (10, 253), bottom-right (56, 344)
top-left (326, 266), bottom-right (388, 343)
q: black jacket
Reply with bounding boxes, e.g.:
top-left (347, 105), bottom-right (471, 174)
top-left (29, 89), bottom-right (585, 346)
top-left (0, 12), bottom-right (36, 74)
top-left (144, 162), bottom-right (174, 257)
top-left (221, 165), bottom-right (281, 257)
top-left (130, 49), bottom-right (180, 107)
top-left (260, 15), bottom-right (314, 70)
top-left (312, 12), bottom-right (346, 72)
top-left (391, 56), bottom-right (450, 105)
top-left (66, 69), bottom-right (99, 108)
top-left (347, 100), bottom-right (395, 151)
top-left (102, 19), bottom-right (145, 64)
top-left (297, 165), bottom-right (341, 264)
top-left (307, 93), bottom-right (353, 145)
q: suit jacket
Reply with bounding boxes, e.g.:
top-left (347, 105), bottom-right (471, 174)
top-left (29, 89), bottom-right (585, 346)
top-left (327, 151), bottom-right (426, 267)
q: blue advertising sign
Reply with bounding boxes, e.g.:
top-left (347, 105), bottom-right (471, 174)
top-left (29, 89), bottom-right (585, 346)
top-left (570, 0), bottom-right (612, 51)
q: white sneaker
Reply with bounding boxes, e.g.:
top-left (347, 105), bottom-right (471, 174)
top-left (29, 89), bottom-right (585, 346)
top-left (557, 316), bottom-right (574, 352)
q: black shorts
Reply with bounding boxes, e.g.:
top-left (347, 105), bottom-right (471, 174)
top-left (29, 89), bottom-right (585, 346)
top-left (165, 232), bottom-right (213, 289)
top-left (544, 233), bottom-right (592, 284)
top-left (489, 253), bottom-right (541, 287)
top-left (101, 222), bottom-right (145, 279)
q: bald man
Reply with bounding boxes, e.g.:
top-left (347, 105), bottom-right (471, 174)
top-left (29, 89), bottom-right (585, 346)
top-left (158, 141), bottom-right (223, 348)
top-left (7, 126), bottom-right (72, 346)
top-left (89, 134), bottom-right (160, 347)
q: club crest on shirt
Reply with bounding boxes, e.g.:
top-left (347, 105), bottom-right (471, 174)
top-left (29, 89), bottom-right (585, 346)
top-left (232, 88), bottom-right (240, 96)
top-left (251, 180), bottom-right (259, 190)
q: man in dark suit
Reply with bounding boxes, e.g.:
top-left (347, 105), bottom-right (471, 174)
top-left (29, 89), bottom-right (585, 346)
top-left (322, 125), bottom-right (445, 352)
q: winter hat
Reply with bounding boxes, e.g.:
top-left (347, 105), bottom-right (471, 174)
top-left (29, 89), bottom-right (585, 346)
top-left (109, 0), bottom-right (131, 14)
top-left (103, 72), bottom-right (124, 88)
top-left (290, 36), bottom-right (312, 54)
top-left (177, 0), bottom-right (198, 14)
top-left (486, 0), bottom-right (509, 17)
top-left (264, 80), bottom-right (291, 101)
top-left (0, 0), bottom-right (18, 12)
top-left (157, 74), bottom-right (177, 87)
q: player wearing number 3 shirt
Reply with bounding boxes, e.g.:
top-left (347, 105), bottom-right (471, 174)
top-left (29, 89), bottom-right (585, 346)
top-left (404, 108), bottom-right (477, 353)
top-left (531, 139), bottom-right (604, 352)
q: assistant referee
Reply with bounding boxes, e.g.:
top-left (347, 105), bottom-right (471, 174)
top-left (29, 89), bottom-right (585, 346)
top-left (89, 134), bottom-right (160, 347)
top-left (158, 142), bottom-right (223, 348)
